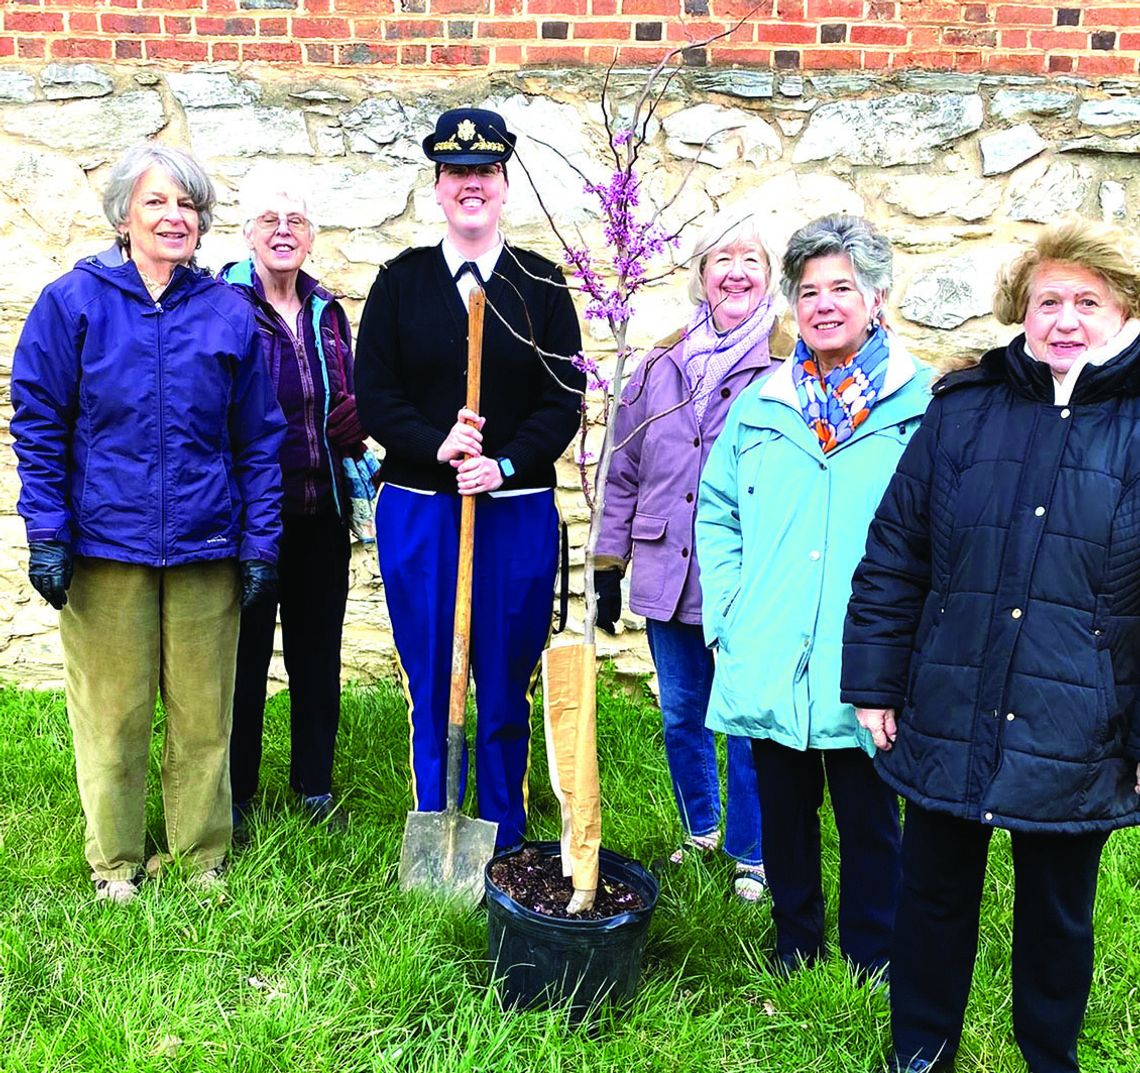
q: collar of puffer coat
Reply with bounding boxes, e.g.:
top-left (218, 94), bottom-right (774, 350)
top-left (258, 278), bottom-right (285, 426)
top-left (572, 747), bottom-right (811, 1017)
top-left (934, 327), bottom-right (1140, 405)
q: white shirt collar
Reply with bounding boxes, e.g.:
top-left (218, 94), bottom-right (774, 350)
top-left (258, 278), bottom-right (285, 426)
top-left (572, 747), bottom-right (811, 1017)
top-left (441, 235), bottom-right (503, 292)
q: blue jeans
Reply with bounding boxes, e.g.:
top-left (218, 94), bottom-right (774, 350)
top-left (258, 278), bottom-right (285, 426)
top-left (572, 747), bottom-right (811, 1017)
top-left (645, 617), bottom-right (762, 865)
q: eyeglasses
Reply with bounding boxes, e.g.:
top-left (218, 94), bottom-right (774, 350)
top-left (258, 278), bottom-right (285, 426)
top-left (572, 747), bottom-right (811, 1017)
top-left (440, 164), bottom-right (503, 180)
top-left (252, 212), bottom-right (309, 234)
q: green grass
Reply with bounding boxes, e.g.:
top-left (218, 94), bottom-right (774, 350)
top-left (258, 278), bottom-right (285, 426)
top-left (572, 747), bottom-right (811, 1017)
top-left (0, 677), bottom-right (1136, 1072)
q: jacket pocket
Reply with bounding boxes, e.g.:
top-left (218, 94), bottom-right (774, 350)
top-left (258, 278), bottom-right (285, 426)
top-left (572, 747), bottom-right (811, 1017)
top-left (629, 511), bottom-right (669, 604)
top-left (1095, 646), bottom-right (1120, 747)
top-left (717, 584), bottom-right (742, 654)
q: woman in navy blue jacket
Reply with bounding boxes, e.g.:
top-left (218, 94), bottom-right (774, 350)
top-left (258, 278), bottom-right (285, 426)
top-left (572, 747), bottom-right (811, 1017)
top-left (10, 145), bottom-right (284, 903)
top-left (842, 219), bottom-right (1140, 1073)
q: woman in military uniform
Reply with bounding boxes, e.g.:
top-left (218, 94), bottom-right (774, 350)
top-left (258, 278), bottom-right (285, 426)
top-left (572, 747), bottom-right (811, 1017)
top-left (355, 108), bottom-right (585, 850)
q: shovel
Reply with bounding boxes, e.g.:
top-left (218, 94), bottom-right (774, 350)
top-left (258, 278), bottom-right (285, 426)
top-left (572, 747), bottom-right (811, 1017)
top-left (398, 287), bottom-right (499, 904)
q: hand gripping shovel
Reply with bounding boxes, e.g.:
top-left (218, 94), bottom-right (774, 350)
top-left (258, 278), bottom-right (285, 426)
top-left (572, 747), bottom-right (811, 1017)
top-left (398, 287), bottom-right (499, 905)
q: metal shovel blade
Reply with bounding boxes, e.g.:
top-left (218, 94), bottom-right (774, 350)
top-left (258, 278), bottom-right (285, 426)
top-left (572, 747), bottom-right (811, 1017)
top-left (398, 807), bottom-right (499, 906)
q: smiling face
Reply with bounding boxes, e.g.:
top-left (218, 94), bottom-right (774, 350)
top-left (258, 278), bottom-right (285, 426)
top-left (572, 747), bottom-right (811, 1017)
top-left (434, 163), bottom-right (507, 254)
top-left (1024, 261), bottom-right (1127, 379)
top-left (794, 253), bottom-right (880, 372)
top-left (246, 194), bottom-right (313, 283)
top-left (122, 165), bottom-right (199, 281)
top-left (702, 241), bottom-right (770, 332)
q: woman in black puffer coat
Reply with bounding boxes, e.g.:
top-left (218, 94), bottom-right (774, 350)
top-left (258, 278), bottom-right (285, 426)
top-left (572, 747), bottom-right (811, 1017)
top-left (842, 219), bottom-right (1140, 1073)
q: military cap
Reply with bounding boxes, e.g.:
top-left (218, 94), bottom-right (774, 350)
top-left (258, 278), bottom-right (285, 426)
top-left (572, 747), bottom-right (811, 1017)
top-left (422, 107), bottom-right (517, 165)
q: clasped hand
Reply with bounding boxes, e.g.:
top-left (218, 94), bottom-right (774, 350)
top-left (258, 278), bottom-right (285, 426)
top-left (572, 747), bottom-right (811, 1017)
top-left (855, 706), bottom-right (897, 752)
top-left (436, 408), bottom-right (502, 497)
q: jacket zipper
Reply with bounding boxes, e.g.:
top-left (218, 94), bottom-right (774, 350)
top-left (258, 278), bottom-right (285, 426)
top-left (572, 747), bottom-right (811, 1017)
top-left (155, 298), bottom-right (167, 566)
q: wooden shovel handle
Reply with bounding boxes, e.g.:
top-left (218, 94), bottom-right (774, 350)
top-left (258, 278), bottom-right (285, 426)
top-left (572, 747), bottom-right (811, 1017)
top-left (445, 287), bottom-right (485, 808)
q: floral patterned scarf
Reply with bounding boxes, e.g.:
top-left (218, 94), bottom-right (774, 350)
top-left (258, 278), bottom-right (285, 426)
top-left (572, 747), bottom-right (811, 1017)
top-left (792, 325), bottom-right (890, 453)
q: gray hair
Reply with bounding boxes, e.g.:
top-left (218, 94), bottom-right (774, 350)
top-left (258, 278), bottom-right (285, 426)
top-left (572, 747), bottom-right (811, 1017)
top-left (238, 162), bottom-right (317, 239)
top-left (687, 210), bottom-right (778, 305)
top-left (103, 143), bottom-right (215, 241)
top-left (780, 214), bottom-right (892, 308)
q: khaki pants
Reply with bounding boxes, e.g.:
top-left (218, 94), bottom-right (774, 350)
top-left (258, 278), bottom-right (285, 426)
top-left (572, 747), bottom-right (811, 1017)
top-left (60, 558), bottom-right (239, 881)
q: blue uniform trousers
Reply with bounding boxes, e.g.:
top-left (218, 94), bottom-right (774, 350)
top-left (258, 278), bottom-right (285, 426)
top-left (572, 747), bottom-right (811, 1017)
top-left (377, 484), bottom-right (558, 849)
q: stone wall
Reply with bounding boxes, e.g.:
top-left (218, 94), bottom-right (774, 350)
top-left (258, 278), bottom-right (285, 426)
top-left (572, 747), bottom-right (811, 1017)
top-left (1, 59), bottom-right (1139, 688)
top-left (3, 3), bottom-right (1139, 78)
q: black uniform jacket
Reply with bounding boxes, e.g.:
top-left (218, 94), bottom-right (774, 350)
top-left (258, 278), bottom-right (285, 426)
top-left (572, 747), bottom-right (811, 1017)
top-left (355, 243), bottom-right (585, 493)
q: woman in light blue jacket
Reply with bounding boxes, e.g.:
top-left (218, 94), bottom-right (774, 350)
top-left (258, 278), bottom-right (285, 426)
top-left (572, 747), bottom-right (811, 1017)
top-left (696, 215), bottom-right (931, 979)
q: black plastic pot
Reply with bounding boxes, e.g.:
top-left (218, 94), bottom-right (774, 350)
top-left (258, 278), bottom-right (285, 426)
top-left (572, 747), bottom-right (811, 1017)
top-left (485, 841), bottom-right (659, 1020)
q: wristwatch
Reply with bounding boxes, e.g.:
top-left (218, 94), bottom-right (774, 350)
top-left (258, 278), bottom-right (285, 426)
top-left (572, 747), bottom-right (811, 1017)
top-left (497, 457), bottom-right (515, 480)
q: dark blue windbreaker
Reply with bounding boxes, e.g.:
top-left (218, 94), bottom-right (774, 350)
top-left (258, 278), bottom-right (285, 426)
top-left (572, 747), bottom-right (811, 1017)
top-left (842, 333), bottom-right (1140, 835)
top-left (10, 246), bottom-right (285, 566)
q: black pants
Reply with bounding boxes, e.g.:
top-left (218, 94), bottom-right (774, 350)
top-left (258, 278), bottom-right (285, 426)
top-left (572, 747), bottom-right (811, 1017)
top-left (751, 738), bottom-right (901, 973)
top-left (891, 802), bottom-right (1109, 1073)
top-left (231, 511), bottom-right (351, 803)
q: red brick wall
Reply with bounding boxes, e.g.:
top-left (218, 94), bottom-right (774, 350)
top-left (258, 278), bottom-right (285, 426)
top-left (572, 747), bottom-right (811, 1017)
top-left (2, 1), bottom-right (1138, 76)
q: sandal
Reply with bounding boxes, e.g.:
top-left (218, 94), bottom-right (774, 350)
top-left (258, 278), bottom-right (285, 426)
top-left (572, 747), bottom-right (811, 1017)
top-left (733, 862), bottom-right (769, 903)
top-left (668, 830), bottom-right (721, 865)
top-left (92, 873), bottom-right (141, 904)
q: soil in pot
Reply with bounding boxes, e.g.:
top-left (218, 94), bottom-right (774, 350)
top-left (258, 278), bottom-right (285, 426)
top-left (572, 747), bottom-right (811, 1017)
top-left (488, 845), bottom-right (644, 919)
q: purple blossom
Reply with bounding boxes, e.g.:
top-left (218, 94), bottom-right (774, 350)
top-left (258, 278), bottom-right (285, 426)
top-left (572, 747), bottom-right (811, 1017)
top-left (612, 128), bottom-right (633, 148)
top-left (562, 163), bottom-right (679, 368)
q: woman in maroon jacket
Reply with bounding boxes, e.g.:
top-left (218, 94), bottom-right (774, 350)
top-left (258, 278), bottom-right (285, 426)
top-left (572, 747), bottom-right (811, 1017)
top-left (221, 164), bottom-right (367, 838)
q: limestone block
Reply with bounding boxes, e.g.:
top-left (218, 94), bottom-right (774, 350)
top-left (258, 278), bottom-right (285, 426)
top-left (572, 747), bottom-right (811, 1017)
top-left (0, 92), bottom-right (166, 167)
top-left (484, 93), bottom-right (607, 227)
top-left (899, 247), bottom-right (1014, 329)
top-left (807, 73), bottom-right (879, 95)
top-left (989, 89), bottom-right (1075, 122)
top-left (341, 96), bottom-right (418, 147)
top-left (881, 174), bottom-right (1001, 222)
top-left (302, 162), bottom-right (418, 229)
top-left (184, 106), bottom-right (312, 158)
top-left (40, 64), bottom-right (113, 101)
top-left (585, 100), bottom-right (660, 144)
top-left (980, 123), bottom-right (1047, 176)
top-left (1100, 180), bottom-right (1127, 221)
top-left (899, 72), bottom-right (983, 93)
top-left (1007, 159), bottom-right (1092, 222)
top-left (1059, 134), bottom-right (1140, 155)
top-left (0, 149), bottom-right (103, 243)
top-left (0, 70), bottom-right (36, 104)
top-left (315, 123), bottom-right (346, 157)
top-left (0, 235), bottom-right (67, 308)
top-left (691, 70), bottom-right (775, 100)
top-left (338, 230), bottom-right (406, 267)
top-left (167, 72), bottom-right (259, 109)
top-left (661, 103), bottom-right (782, 169)
top-left (898, 319), bottom-right (1010, 371)
top-left (744, 171), bottom-right (864, 251)
top-left (778, 75), bottom-right (804, 98)
top-left (793, 93), bottom-right (983, 166)
top-left (1078, 98), bottom-right (1140, 128)
top-left (885, 222), bottom-right (995, 255)
top-left (641, 165), bottom-right (713, 257)
top-left (290, 88), bottom-right (351, 106)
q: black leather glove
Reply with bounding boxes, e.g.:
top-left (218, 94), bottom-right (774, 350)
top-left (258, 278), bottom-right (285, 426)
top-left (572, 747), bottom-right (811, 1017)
top-left (28, 541), bottom-right (73, 610)
top-left (240, 561), bottom-right (278, 611)
top-left (595, 568), bottom-right (623, 634)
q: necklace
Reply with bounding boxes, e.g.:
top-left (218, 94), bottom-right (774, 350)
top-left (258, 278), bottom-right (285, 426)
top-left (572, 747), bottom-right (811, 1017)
top-left (135, 264), bottom-right (172, 301)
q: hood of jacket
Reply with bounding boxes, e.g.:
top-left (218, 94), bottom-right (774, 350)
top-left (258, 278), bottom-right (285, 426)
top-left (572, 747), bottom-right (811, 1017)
top-left (76, 243), bottom-right (218, 308)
